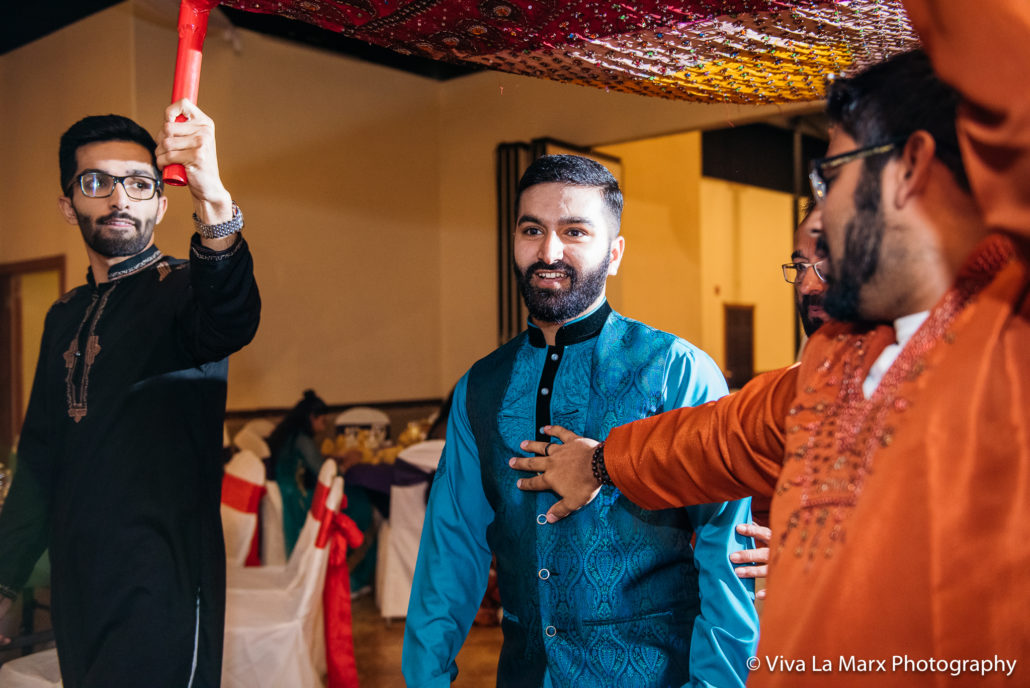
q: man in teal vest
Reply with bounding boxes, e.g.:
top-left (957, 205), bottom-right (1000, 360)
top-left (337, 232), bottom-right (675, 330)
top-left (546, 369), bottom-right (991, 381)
top-left (402, 155), bottom-right (757, 687)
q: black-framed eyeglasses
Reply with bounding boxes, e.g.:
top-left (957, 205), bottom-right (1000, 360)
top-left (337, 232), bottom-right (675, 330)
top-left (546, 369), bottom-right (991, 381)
top-left (809, 137), bottom-right (906, 202)
top-left (782, 260), bottom-right (827, 284)
top-left (69, 171), bottom-right (162, 201)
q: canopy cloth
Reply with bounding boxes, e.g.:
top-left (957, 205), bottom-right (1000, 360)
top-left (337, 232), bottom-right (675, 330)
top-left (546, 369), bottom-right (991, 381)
top-left (219, 0), bottom-right (919, 102)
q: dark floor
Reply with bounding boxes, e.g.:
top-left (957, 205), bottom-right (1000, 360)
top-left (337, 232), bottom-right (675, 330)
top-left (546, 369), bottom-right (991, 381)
top-left (353, 595), bottom-right (503, 687)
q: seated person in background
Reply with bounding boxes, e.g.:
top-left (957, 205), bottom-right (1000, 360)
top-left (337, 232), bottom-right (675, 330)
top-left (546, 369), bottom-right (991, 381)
top-left (267, 390), bottom-right (331, 555)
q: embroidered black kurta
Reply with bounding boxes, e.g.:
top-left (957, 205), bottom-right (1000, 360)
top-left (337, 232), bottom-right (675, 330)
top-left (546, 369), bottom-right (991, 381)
top-left (0, 235), bottom-right (260, 688)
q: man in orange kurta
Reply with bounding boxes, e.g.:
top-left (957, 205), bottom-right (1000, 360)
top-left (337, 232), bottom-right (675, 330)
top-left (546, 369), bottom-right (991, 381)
top-left (510, 6), bottom-right (1030, 685)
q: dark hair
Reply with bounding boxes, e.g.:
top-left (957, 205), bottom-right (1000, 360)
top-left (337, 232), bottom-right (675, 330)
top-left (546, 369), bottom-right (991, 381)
top-left (516, 154), bottom-right (623, 230)
top-left (825, 50), bottom-right (969, 191)
top-left (59, 114), bottom-right (159, 195)
top-left (266, 389), bottom-right (329, 465)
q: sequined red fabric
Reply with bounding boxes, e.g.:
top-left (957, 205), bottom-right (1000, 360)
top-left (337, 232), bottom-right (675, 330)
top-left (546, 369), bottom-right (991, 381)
top-left (219, 0), bottom-right (919, 102)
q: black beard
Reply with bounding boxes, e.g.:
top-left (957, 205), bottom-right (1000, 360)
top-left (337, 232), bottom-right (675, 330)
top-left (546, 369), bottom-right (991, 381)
top-left (77, 210), bottom-right (154, 258)
top-left (514, 254), bottom-right (610, 324)
top-left (822, 165), bottom-right (886, 323)
top-left (799, 294), bottom-right (826, 337)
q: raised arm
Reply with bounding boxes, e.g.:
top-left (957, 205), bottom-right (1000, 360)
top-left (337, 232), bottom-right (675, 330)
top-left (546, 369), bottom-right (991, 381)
top-left (904, 0), bottom-right (1030, 240)
top-left (402, 375), bottom-right (494, 687)
top-left (157, 99), bottom-right (260, 363)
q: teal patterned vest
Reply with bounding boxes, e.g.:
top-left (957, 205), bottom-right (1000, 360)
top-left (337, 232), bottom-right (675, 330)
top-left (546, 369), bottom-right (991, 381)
top-left (466, 305), bottom-right (701, 688)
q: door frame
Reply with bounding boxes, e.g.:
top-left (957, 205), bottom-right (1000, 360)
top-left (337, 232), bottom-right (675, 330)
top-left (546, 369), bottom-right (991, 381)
top-left (0, 256), bottom-right (65, 454)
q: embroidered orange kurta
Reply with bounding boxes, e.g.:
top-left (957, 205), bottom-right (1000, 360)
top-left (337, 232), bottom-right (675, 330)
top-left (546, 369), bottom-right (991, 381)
top-left (606, 5), bottom-right (1030, 684)
top-left (606, 236), bottom-right (1028, 686)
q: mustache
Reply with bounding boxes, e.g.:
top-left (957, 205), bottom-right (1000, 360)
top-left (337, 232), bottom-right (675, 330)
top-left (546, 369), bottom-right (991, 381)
top-left (96, 211), bottom-right (141, 229)
top-left (800, 293), bottom-right (824, 311)
top-left (524, 260), bottom-right (577, 278)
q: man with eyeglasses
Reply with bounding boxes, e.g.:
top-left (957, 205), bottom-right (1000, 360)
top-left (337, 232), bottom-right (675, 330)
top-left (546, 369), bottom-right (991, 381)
top-left (508, 47), bottom-right (1029, 686)
top-left (0, 101), bottom-right (260, 688)
top-left (782, 204), bottom-right (828, 340)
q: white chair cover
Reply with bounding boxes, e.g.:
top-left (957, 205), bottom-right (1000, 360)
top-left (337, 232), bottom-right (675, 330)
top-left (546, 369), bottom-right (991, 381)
top-left (0, 648), bottom-right (62, 687)
top-left (228, 460), bottom-right (337, 592)
top-left (233, 428), bottom-right (271, 460)
top-left (221, 474), bottom-right (343, 688)
top-left (221, 450), bottom-right (266, 567)
top-left (240, 418), bottom-right (275, 439)
top-left (334, 406), bottom-right (390, 428)
top-left (375, 439), bottom-right (444, 619)
top-left (260, 481), bottom-right (287, 566)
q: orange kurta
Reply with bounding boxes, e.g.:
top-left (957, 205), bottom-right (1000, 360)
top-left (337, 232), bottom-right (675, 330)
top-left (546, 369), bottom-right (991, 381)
top-left (606, 236), bottom-right (1029, 686)
top-left (606, 5), bottom-right (1030, 684)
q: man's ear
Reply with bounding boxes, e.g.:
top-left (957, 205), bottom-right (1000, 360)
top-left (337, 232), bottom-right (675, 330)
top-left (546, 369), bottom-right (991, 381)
top-left (57, 195), bottom-right (79, 226)
top-left (607, 235), bottom-right (626, 276)
top-left (154, 194), bottom-right (169, 225)
top-left (892, 130), bottom-right (936, 209)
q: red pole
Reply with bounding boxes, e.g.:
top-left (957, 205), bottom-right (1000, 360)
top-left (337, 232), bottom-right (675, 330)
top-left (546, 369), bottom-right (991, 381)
top-left (164, 0), bottom-right (220, 186)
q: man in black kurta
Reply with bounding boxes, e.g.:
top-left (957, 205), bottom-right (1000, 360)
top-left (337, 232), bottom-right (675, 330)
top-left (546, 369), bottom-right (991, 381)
top-left (0, 101), bottom-right (260, 687)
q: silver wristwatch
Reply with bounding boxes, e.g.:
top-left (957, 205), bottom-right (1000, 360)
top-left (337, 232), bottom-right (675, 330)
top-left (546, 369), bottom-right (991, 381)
top-left (194, 201), bottom-right (244, 239)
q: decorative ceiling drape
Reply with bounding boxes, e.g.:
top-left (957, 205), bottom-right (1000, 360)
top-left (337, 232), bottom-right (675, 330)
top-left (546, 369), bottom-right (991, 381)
top-left (220, 0), bottom-right (918, 102)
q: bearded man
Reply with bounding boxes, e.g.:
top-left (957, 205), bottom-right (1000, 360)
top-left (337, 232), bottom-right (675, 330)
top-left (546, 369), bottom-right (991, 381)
top-left (785, 204), bottom-right (829, 339)
top-left (511, 50), bottom-right (1028, 686)
top-left (0, 103), bottom-right (260, 687)
top-left (402, 154), bottom-right (757, 688)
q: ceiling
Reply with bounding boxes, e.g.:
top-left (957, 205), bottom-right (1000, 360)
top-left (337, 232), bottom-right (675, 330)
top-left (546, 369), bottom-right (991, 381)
top-left (1, 0), bottom-right (479, 80)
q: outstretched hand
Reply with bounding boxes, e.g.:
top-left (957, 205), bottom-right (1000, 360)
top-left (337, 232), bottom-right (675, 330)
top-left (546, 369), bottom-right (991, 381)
top-left (731, 522), bottom-right (772, 599)
top-left (509, 425), bottom-right (603, 523)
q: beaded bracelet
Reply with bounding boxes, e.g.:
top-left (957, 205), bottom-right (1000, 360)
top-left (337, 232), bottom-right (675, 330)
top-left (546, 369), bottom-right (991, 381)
top-left (591, 441), bottom-right (613, 486)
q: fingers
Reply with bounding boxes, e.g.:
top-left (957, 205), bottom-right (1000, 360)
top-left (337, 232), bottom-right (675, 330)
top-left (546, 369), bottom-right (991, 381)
top-left (736, 522), bottom-right (773, 544)
top-left (519, 440), bottom-right (552, 456)
top-left (729, 547), bottom-right (770, 566)
top-left (510, 456), bottom-right (545, 473)
top-left (546, 499), bottom-right (577, 523)
top-left (756, 588), bottom-right (767, 600)
top-left (515, 473), bottom-right (550, 492)
top-left (165, 98), bottom-right (211, 126)
top-left (734, 564), bottom-right (769, 579)
top-left (543, 425), bottom-right (579, 442)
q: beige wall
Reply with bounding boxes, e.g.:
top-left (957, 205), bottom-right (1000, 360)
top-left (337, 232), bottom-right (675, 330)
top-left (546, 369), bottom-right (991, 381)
top-left (700, 179), bottom-right (796, 373)
top-left (595, 134), bottom-right (797, 377)
top-left (597, 132), bottom-right (704, 345)
top-left (0, 1), bottom-right (814, 411)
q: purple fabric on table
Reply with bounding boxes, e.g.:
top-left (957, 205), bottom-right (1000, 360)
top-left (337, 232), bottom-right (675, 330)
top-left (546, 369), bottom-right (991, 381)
top-left (392, 458), bottom-right (435, 487)
top-left (343, 463), bottom-right (394, 494)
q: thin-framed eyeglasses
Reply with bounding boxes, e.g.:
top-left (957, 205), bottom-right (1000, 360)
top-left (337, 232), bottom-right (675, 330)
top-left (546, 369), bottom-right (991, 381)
top-left (782, 260), bottom-right (827, 284)
top-left (808, 137), bottom-right (906, 203)
top-left (69, 171), bottom-right (162, 201)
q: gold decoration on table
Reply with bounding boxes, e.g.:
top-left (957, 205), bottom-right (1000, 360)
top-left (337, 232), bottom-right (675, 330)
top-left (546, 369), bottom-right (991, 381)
top-left (321, 419), bottom-right (431, 465)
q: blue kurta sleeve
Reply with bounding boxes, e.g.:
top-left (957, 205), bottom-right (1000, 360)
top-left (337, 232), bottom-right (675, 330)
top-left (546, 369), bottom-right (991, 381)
top-left (402, 374), bottom-right (495, 687)
top-left (662, 342), bottom-right (759, 688)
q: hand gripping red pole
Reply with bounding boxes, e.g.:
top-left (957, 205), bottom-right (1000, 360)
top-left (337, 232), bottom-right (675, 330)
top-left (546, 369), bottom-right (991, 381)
top-left (164, 0), bottom-right (220, 186)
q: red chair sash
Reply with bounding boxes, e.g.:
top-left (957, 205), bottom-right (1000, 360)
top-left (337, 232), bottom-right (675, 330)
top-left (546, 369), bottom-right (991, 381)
top-left (221, 473), bottom-right (265, 513)
top-left (320, 509), bottom-right (364, 688)
top-left (311, 481), bottom-right (329, 522)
